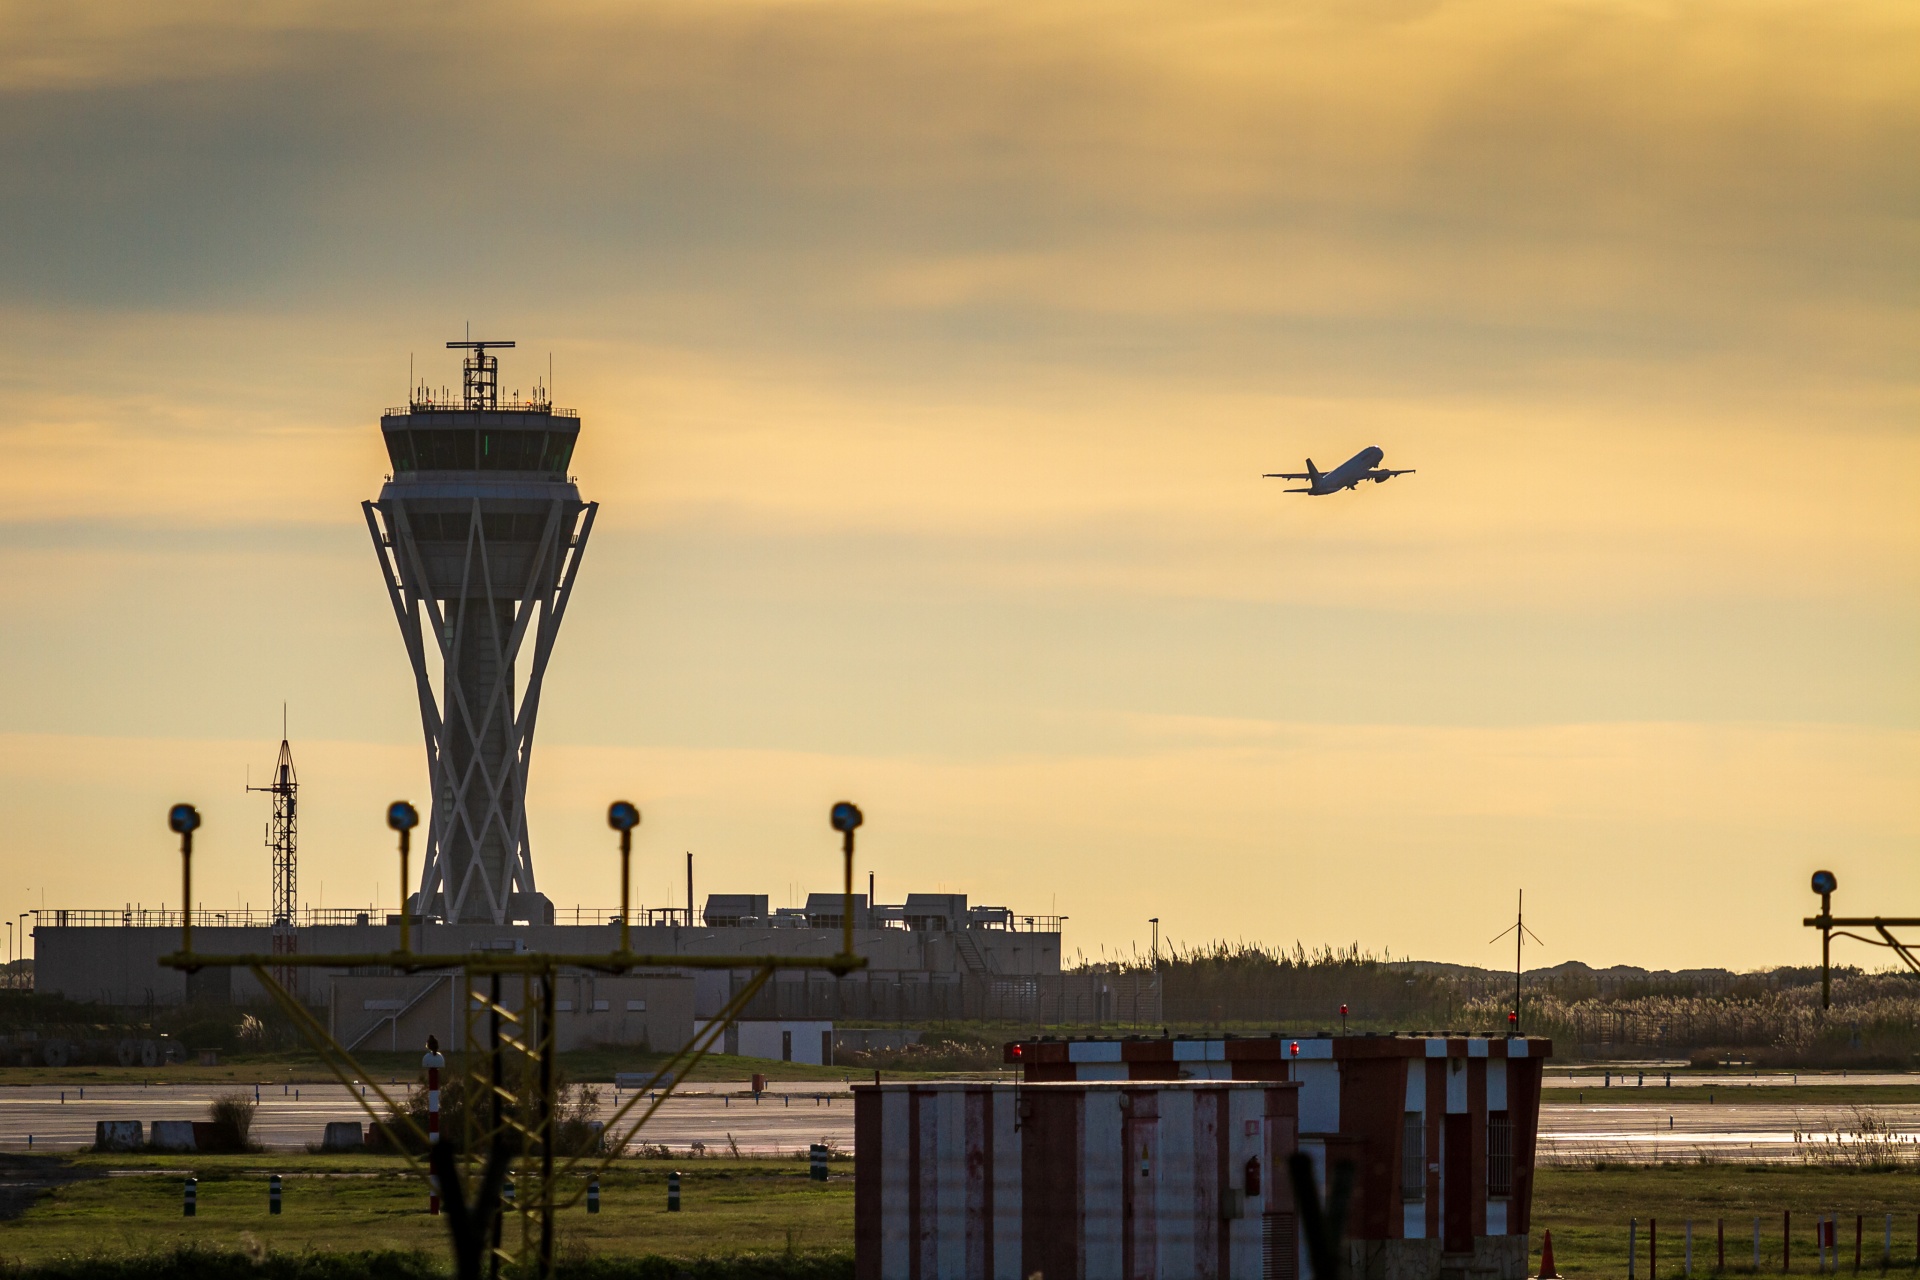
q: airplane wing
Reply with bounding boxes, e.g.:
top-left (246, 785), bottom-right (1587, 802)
top-left (1262, 472), bottom-right (1312, 480)
top-left (1366, 468), bottom-right (1415, 481)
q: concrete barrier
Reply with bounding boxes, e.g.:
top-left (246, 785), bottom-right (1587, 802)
top-left (94, 1120), bottom-right (143, 1151)
top-left (150, 1120), bottom-right (195, 1151)
top-left (320, 1121), bottom-right (365, 1152)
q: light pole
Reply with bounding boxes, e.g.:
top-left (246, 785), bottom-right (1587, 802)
top-left (386, 802), bottom-right (419, 955)
top-left (1148, 918), bottom-right (1161, 1030)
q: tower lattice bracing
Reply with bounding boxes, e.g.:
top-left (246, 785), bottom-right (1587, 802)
top-left (364, 340), bottom-right (596, 925)
top-left (248, 735), bottom-right (299, 994)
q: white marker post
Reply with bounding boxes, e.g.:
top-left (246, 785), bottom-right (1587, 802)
top-left (424, 1036), bottom-right (445, 1215)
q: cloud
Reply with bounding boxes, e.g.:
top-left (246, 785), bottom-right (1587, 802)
top-left (0, 0), bottom-right (1913, 964)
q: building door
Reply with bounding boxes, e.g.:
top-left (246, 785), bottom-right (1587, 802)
top-left (1443, 1113), bottom-right (1471, 1253)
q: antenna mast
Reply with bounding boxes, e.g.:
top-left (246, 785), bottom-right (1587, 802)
top-left (247, 722), bottom-right (299, 997)
top-left (1488, 890), bottom-right (1543, 1035)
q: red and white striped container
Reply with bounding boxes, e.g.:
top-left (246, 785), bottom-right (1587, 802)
top-left (1003, 1033), bottom-right (1552, 1278)
top-left (855, 1080), bottom-right (1300, 1280)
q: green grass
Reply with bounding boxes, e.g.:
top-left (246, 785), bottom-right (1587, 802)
top-left (0, 1155), bottom-right (851, 1269)
top-left (15, 1149), bottom-right (1920, 1278)
top-left (1534, 1163), bottom-right (1920, 1279)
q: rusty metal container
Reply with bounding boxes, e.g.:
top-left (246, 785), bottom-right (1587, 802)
top-left (855, 1079), bottom-right (1300, 1280)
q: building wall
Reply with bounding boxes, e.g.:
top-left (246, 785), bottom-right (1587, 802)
top-left (694, 1019), bottom-right (835, 1065)
top-left (32, 921), bottom-right (1061, 1008)
top-left (328, 972), bottom-right (695, 1054)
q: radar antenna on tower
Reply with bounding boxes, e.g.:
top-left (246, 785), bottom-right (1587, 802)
top-left (447, 339), bottom-right (516, 411)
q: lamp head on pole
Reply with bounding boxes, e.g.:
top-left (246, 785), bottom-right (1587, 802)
top-left (608, 801), bottom-right (640, 832)
top-left (168, 804), bottom-right (201, 836)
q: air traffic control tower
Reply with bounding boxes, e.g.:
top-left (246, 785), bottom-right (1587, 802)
top-left (364, 340), bottom-right (596, 925)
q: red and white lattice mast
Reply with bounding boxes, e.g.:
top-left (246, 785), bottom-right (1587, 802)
top-left (248, 727), bottom-right (299, 997)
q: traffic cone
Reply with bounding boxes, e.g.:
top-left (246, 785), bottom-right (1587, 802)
top-left (1537, 1229), bottom-right (1562, 1279)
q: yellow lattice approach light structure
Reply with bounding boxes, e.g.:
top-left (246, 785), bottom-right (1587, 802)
top-left (160, 797), bottom-right (869, 1280)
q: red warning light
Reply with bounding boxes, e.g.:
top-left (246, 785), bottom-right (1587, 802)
top-left (1289, 1040), bottom-right (1300, 1056)
top-left (1508, 1011), bottom-right (1518, 1027)
top-left (1339, 1004), bottom-right (1348, 1016)
top-left (1012, 1044), bottom-right (1024, 1057)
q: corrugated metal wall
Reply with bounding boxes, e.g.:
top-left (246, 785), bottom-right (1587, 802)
top-left (855, 1080), bottom-right (1300, 1280)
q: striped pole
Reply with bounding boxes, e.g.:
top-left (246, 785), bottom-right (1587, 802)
top-left (269, 1174), bottom-right (282, 1215)
top-left (183, 1176), bottom-right (197, 1217)
top-left (423, 1039), bottom-right (445, 1216)
top-left (587, 1177), bottom-right (600, 1214)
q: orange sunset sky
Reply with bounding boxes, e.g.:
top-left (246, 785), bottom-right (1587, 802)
top-left (0, 0), bottom-right (1913, 970)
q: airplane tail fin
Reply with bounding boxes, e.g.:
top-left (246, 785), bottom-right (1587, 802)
top-left (1306, 459), bottom-right (1321, 485)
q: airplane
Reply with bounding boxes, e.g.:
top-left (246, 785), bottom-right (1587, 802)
top-left (1263, 446), bottom-right (1414, 495)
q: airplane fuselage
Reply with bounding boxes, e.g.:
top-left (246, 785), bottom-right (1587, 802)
top-left (1310, 446), bottom-right (1386, 494)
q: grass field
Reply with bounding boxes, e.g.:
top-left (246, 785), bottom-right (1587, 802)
top-left (0, 1153), bottom-right (850, 1268)
top-left (1533, 1164), bottom-right (1920, 1279)
top-left (9, 1150), bottom-right (1920, 1276)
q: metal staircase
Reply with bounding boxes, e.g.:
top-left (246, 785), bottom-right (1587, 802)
top-left (952, 929), bottom-right (994, 976)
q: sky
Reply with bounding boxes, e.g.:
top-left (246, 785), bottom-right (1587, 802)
top-left (0, 0), bottom-right (1914, 972)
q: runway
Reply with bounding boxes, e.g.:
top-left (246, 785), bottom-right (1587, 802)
top-left (0, 1082), bottom-right (860, 1156)
top-left (4, 1081), bottom-right (1919, 1161)
top-left (1547, 1071), bottom-right (1920, 1090)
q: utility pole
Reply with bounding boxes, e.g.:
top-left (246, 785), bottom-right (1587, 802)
top-left (1149, 918), bottom-right (1161, 1029)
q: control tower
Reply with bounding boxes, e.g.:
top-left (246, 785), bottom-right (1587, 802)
top-left (364, 340), bottom-right (596, 925)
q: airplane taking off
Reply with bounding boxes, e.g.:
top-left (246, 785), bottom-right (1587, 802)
top-left (1263, 446), bottom-right (1414, 495)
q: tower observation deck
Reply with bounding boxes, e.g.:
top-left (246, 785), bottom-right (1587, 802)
top-left (363, 340), bottom-right (597, 925)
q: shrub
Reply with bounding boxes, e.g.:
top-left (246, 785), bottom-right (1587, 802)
top-left (201, 1091), bottom-right (257, 1153)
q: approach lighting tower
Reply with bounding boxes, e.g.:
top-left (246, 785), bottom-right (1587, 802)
top-left (247, 733), bottom-right (299, 994)
top-left (364, 340), bottom-right (596, 924)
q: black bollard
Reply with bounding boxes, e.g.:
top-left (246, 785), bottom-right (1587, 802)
top-left (587, 1177), bottom-right (600, 1214)
top-left (183, 1176), bottom-right (197, 1217)
top-left (668, 1170), bottom-right (681, 1212)
top-left (269, 1174), bottom-right (281, 1215)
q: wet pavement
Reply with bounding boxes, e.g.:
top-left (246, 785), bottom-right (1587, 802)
top-left (4, 1080), bottom-right (1918, 1161)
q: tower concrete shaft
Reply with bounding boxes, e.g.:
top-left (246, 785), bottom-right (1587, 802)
top-left (364, 343), bottom-right (595, 925)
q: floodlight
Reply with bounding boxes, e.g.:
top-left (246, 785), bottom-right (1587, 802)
top-left (168, 804), bottom-right (201, 835)
top-left (608, 801), bottom-right (640, 832)
top-left (387, 801), bottom-right (419, 832)
top-left (1811, 870), bottom-right (1837, 896)
top-left (830, 801), bottom-right (864, 833)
